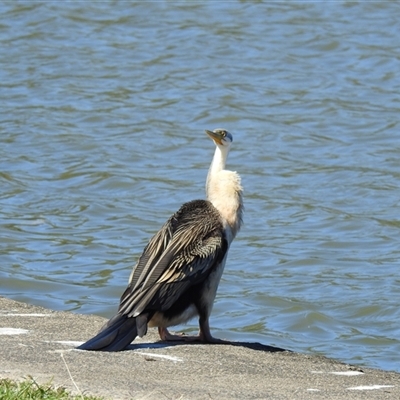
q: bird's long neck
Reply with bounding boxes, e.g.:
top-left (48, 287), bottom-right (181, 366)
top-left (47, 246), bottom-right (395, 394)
top-left (206, 146), bottom-right (227, 187)
top-left (206, 146), bottom-right (243, 244)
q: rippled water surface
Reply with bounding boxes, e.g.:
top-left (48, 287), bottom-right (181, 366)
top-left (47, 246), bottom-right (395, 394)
top-left (1, 2), bottom-right (400, 372)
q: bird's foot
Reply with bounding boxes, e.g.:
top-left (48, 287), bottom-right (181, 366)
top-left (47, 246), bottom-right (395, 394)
top-left (158, 327), bottom-right (198, 342)
top-left (200, 335), bottom-right (228, 344)
top-left (158, 327), bottom-right (228, 343)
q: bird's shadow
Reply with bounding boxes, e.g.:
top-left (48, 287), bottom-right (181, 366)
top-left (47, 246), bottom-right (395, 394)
top-left (127, 339), bottom-right (288, 353)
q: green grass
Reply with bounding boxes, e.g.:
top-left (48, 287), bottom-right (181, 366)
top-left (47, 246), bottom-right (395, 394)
top-left (0, 377), bottom-right (103, 400)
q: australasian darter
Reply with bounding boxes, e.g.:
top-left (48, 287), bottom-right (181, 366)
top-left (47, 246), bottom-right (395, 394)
top-left (77, 129), bottom-right (243, 351)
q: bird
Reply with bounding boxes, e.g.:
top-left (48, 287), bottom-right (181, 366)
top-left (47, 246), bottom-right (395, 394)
top-left (77, 128), bottom-right (243, 351)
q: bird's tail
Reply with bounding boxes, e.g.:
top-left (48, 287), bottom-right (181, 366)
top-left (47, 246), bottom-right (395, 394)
top-left (77, 313), bottom-right (147, 352)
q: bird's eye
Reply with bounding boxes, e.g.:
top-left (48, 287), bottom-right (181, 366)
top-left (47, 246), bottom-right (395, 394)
top-left (222, 131), bottom-right (226, 137)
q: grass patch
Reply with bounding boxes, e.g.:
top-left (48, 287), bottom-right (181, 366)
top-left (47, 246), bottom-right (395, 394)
top-left (0, 377), bottom-right (103, 400)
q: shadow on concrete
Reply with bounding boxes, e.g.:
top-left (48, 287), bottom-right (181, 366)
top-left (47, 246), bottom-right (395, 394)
top-left (127, 339), bottom-right (289, 353)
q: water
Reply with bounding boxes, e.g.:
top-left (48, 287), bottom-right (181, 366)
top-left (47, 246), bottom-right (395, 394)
top-left (1, 1), bottom-right (400, 372)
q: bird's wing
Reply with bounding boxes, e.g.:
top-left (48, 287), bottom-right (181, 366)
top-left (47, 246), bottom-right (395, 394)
top-left (128, 214), bottom-right (177, 291)
top-left (118, 206), bottom-right (228, 318)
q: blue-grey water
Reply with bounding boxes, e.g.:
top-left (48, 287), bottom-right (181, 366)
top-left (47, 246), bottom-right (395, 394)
top-left (1, 1), bottom-right (399, 373)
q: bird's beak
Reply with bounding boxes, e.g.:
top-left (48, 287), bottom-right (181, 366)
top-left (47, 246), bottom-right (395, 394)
top-left (205, 129), bottom-right (223, 145)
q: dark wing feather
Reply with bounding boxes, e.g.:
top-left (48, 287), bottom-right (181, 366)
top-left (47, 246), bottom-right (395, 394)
top-left (118, 200), bottom-right (228, 318)
top-left (129, 216), bottom-right (176, 291)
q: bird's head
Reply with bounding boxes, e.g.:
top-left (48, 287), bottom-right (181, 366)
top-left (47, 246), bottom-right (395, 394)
top-left (205, 129), bottom-right (233, 150)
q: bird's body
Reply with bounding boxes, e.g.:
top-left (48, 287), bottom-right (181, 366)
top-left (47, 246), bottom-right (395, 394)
top-left (78, 129), bottom-right (243, 351)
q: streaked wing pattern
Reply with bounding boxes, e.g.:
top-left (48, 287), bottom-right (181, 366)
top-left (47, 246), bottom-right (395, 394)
top-left (118, 200), bottom-right (228, 318)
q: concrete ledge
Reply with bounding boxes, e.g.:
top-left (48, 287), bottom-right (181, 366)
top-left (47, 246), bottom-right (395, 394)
top-left (0, 296), bottom-right (399, 399)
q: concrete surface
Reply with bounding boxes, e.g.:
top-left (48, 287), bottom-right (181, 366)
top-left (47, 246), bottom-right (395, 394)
top-left (0, 296), bottom-right (399, 399)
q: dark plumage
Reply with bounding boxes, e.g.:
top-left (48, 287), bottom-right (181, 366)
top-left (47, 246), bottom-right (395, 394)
top-left (77, 129), bottom-right (243, 351)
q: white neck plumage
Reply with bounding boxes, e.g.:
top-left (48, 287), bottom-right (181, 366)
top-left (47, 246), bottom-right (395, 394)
top-left (206, 145), bottom-right (243, 245)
